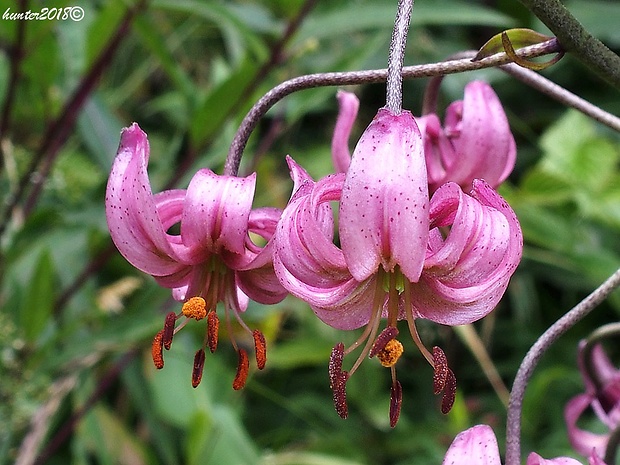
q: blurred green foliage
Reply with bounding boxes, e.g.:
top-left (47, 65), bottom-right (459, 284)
top-left (1, 0), bottom-right (619, 464)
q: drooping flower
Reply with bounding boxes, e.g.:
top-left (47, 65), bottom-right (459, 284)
top-left (274, 107), bottom-right (522, 425)
top-left (331, 83), bottom-right (516, 193)
top-left (417, 80), bottom-right (516, 192)
top-left (565, 341), bottom-right (620, 459)
top-left (442, 425), bottom-right (606, 465)
top-left (106, 123), bottom-right (287, 388)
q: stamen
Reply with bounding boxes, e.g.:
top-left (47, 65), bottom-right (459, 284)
top-left (432, 346), bottom-right (449, 394)
top-left (441, 368), bottom-right (457, 414)
top-left (233, 349), bottom-right (250, 390)
top-left (390, 380), bottom-right (403, 427)
top-left (369, 326), bottom-right (399, 358)
top-left (253, 330), bottom-right (267, 370)
top-left (192, 349), bottom-right (206, 388)
top-left (329, 343), bottom-right (345, 389)
top-left (152, 330), bottom-right (164, 369)
top-left (182, 296), bottom-right (207, 320)
top-left (332, 371), bottom-right (350, 419)
top-left (163, 312), bottom-right (176, 350)
top-left (377, 339), bottom-right (404, 368)
top-left (207, 311), bottom-right (219, 353)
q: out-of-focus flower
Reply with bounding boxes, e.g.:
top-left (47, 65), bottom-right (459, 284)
top-left (106, 123), bottom-right (287, 389)
top-left (443, 425), bottom-right (606, 465)
top-left (417, 80), bottom-right (516, 192)
top-left (565, 341), bottom-right (620, 459)
top-left (275, 107), bottom-right (522, 425)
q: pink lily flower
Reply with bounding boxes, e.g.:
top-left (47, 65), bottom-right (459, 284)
top-left (106, 123), bottom-right (287, 389)
top-left (443, 425), bottom-right (606, 465)
top-left (565, 341), bottom-right (620, 458)
top-left (331, 83), bottom-right (516, 193)
top-left (275, 108), bottom-right (522, 425)
top-left (417, 80), bottom-right (516, 193)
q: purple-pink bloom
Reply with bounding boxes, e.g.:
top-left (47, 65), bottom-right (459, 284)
top-left (417, 80), bottom-right (516, 192)
top-left (275, 107), bottom-right (522, 424)
top-left (106, 123), bottom-right (287, 388)
top-left (443, 425), bottom-right (605, 465)
top-left (565, 341), bottom-right (620, 459)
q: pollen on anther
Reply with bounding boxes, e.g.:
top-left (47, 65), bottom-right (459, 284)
top-left (377, 339), bottom-right (404, 367)
top-left (433, 346), bottom-right (449, 394)
top-left (390, 380), bottom-right (403, 427)
top-left (207, 311), bottom-right (219, 353)
top-left (152, 330), bottom-right (165, 369)
top-left (441, 369), bottom-right (457, 414)
top-left (192, 349), bottom-right (206, 388)
top-left (182, 296), bottom-right (207, 320)
top-left (163, 312), bottom-right (176, 350)
top-left (253, 330), bottom-right (267, 370)
top-left (332, 370), bottom-right (349, 419)
top-left (233, 349), bottom-right (250, 390)
top-left (369, 326), bottom-right (399, 358)
top-left (329, 343), bottom-right (345, 389)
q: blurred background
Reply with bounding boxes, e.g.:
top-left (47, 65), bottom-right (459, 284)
top-left (1, 0), bottom-right (620, 463)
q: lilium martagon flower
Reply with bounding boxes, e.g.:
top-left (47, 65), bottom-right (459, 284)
top-left (106, 123), bottom-right (287, 389)
top-left (274, 106), bottom-right (523, 426)
top-left (443, 425), bottom-right (607, 465)
top-left (565, 340), bottom-right (620, 460)
top-left (331, 82), bottom-right (516, 193)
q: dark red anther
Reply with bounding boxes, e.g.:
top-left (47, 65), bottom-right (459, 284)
top-left (163, 312), bottom-right (176, 350)
top-left (233, 349), bottom-right (250, 390)
top-left (207, 311), bottom-right (219, 353)
top-left (441, 368), bottom-right (457, 414)
top-left (253, 330), bottom-right (267, 370)
top-left (432, 346), bottom-right (449, 394)
top-left (332, 370), bottom-right (350, 419)
top-left (389, 380), bottom-right (403, 428)
top-left (369, 326), bottom-right (399, 358)
top-left (192, 349), bottom-right (206, 388)
top-left (152, 330), bottom-right (164, 369)
top-left (329, 343), bottom-right (345, 389)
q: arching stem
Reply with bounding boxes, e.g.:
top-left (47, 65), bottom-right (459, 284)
top-left (386, 0), bottom-right (414, 114)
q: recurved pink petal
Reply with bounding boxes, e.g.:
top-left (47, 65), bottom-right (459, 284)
top-left (181, 169), bottom-right (256, 258)
top-left (105, 123), bottom-right (185, 276)
top-left (442, 425), bottom-right (501, 465)
top-left (565, 393), bottom-right (610, 458)
top-left (444, 81), bottom-right (516, 189)
top-left (331, 91), bottom-right (359, 173)
top-left (526, 453), bottom-right (585, 465)
top-left (411, 180), bottom-right (522, 325)
top-left (340, 108), bottom-right (429, 283)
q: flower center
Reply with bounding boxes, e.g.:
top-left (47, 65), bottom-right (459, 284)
top-left (328, 267), bottom-right (456, 426)
top-left (150, 259), bottom-right (267, 390)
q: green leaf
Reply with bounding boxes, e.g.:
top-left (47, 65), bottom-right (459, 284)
top-left (473, 28), bottom-right (553, 61)
top-left (189, 57), bottom-right (258, 147)
top-left (296, 2), bottom-right (514, 43)
top-left (518, 168), bottom-right (573, 205)
top-left (20, 251), bottom-right (56, 342)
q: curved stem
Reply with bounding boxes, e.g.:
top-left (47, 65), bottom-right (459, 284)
top-left (499, 63), bottom-right (620, 132)
top-left (505, 267), bottom-right (620, 465)
top-left (386, 0), bottom-right (413, 114)
top-left (224, 39), bottom-right (561, 176)
top-left (518, 0), bottom-right (620, 89)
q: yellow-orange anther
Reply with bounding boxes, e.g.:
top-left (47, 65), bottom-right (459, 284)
top-left (182, 296), bottom-right (207, 320)
top-left (377, 339), bottom-right (404, 368)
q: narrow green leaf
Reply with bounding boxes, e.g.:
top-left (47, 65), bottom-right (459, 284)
top-left (20, 251), bottom-right (56, 342)
top-left (189, 57), bottom-right (258, 147)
